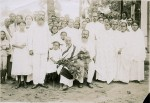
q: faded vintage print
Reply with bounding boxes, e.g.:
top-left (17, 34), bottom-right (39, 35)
top-left (0, 0), bottom-right (149, 103)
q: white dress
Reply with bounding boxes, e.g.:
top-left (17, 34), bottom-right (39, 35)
top-left (96, 29), bottom-right (117, 84)
top-left (11, 31), bottom-right (31, 75)
top-left (129, 29), bottom-right (146, 81)
top-left (47, 49), bottom-right (62, 73)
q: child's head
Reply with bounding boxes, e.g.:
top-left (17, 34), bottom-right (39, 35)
top-left (1, 31), bottom-right (6, 40)
top-left (52, 41), bottom-right (60, 50)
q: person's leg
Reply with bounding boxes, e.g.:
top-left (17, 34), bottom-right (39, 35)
top-left (87, 60), bottom-right (95, 88)
top-left (7, 55), bottom-right (12, 80)
top-left (2, 56), bottom-right (7, 83)
top-left (0, 57), bottom-right (3, 83)
top-left (15, 75), bottom-right (21, 89)
top-left (23, 75), bottom-right (28, 88)
top-left (76, 67), bottom-right (84, 88)
top-left (32, 54), bottom-right (40, 89)
top-left (39, 54), bottom-right (48, 88)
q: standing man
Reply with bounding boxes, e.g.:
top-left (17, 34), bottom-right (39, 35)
top-left (28, 16), bottom-right (51, 89)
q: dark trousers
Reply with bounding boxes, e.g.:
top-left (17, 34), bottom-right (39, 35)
top-left (7, 55), bottom-right (12, 79)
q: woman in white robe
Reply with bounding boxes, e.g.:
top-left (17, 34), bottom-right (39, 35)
top-left (11, 21), bottom-right (31, 89)
top-left (129, 22), bottom-right (146, 82)
top-left (115, 22), bottom-right (132, 83)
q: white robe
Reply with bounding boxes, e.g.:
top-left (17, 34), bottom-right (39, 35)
top-left (28, 23), bottom-right (51, 84)
top-left (129, 29), bottom-right (146, 81)
top-left (96, 29), bottom-right (117, 84)
top-left (115, 31), bottom-right (132, 83)
top-left (47, 49), bottom-right (62, 73)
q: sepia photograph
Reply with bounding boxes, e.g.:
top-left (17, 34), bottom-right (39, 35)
top-left (0, 0), bottom-right (149, 102)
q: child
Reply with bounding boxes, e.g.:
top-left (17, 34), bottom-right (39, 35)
top-left (0, 31), bottom-right (9, 84)
top-left (46, 41), bottom-right (62, 83)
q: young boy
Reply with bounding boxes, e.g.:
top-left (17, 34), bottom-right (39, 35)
top-left (0, 31), bottom-right (9, 83)
top-left (46, 41), bottom-right (62, 83)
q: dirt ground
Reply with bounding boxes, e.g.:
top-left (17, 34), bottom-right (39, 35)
top-left (0, 69), bottom-right (149, 103)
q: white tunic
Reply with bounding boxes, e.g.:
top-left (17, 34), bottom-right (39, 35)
top-left (115, 31), bottom-right (132, 83)
top-left (11, 31), bottom-right (31, 75)
top-left (47, 49), bottom-right (62, 73)
top-left (96, 29), bottom-right (117, 84)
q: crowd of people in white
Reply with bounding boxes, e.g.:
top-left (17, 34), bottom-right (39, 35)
top-left (0, 10), bottom-right (146, 90)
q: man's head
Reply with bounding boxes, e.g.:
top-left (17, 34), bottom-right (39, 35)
top-left (92, 12), bottom-right (98, 22)
top-left (68, 19), bottom-right (74, 28)
top-left (65, 37), bottom-right (72, 46)
top-left (74, 21), bottom-right (80, 29)
top-left (127, 18), bottom-right (133, 26)
top-left (15, 15), bottom-right (23, 24)
top-left (25, 15), bottom-right (33, 25)
top-left (104, 18), bottom-right (109, 24)
top-left (121, 22), bottom-right (127, 32)
top-left (105, 23), bottom-right (111, 30)
top-left (9, 13), bottom-right (16, 23)
top-left (85, 18), bottom-right (90, 23)
top-left (60, 32), bottom-right (67, 40)
top-left (131, 21), bottom-right (139, 31)
top-left (1, 31), bottom-right (6, 40)
top-left (81, 21), bottom-right (87, 29)
top-left (51, 26), bottom-right (58, 34)
top-left (52, 41), bottom-right (60, 50)
top-left (82, 30), bottom-right (89, 39)
top-left (112, 20), bottom-right (118, 30)
top-left (36, 17), bottom-right (45, 25)
top-left (98, 17), bottom-right (104, 23)
top-left (122, 12), bottom-right (127, 20)
top-left (61, 21), bottom-right (68, 28)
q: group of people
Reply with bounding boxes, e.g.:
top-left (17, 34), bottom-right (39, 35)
top-left (0, 9), bottom-right (146, 91)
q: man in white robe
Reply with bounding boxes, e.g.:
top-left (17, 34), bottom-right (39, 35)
top-left (28, 17), bottom-right (51, 89)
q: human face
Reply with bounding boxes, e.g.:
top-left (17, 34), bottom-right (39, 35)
top-left (19, 22), bottom-right (26, 31)
top-left (65, 37), bottom-right (72, 46)
top-left (68, 21), bottom-right (74, 28)
top-left (61, 21), bottom-right (67, 28)
top-left (82, 30), bottom-right (89, 39)
top-left (104, 19), bottom-right (109, 24)
top-left (74, 22), bottom-right (80, 29)
top-left (16, 15), bottom-right (23, 23)
top-left (9, 13), bottom-right (16, 22)
top-left (122, 13), bottom-right (127, 20)
top-left (112, 21), bottom-right (118, 30)
top-left (53, 42), bottom-right (60, 50)
top-left (131, 23), bottom-right (139, 31)
top-left (105, 23), bottom-right (111, 30)
top-left (37, 18), bottom-right (45, 25)
top-left (121, 22), bottom-right (127, 32)
top-left (81, 21), bottom-right (87, 29)
top-left (98, 18), bottom-right (104, 23)
top-left (127, 18), bottom-right (133, 26)
top-left (92, 13), bottom-right (98, 22)
top-left (52, 26), bottom-right (58, 34)
top-left (25, 16), bottom-right (33, 25)
top-left (86, 18), bottom-right (90, 23)
top-left (60, 32), bottom-right (67, 40)
top-left (1, 31), bottom-right (6, 40)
